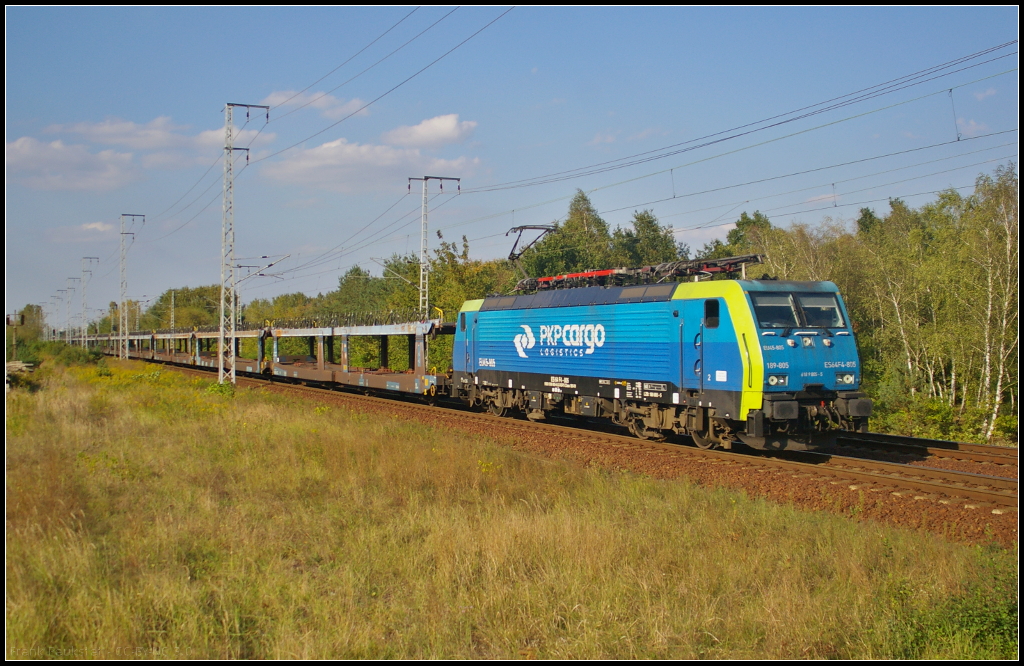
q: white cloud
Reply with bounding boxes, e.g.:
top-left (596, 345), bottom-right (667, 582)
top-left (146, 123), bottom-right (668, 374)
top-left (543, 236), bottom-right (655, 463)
top-left (973, 88), bottom-right (997, 101)
top-left (283, 197), bottom-right (323, 209)
top-left (626, 127), bottom-right (668, 142)
top-left (6, 137), bottom-right (137, 191)
top-left (382, 114), bottom-right (477, 149)
top-left (261, 90), bottom-right (369, 120)
top-left (261, 137), bottom-right (478, 192)
top-left (45, 220), bottom-right (119, 244)
top-left (81, 222), bottom-right (114, 232)
top-left (45, 116), bottom-right (276, 169)
top-left (47, 116), bottom-right (188, 150)
top-left (957, 118), bottom-right (990, 137)
top-left (587, 131), bottom-right (617, 146)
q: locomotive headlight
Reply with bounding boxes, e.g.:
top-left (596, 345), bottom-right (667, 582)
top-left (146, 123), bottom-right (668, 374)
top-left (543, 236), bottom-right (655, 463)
top-left (836, 373), bottom-right (856, 385)
top-left (768, 374), bottom-right (788, 386)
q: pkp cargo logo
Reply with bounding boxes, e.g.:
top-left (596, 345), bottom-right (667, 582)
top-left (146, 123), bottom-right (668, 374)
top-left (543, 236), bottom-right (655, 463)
top-left (513, 325), bottom-right (536, 358)
top-left (513, 323), bottom-right (607, 358)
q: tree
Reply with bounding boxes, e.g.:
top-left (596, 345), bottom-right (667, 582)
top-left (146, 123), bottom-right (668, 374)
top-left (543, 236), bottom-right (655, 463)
top-left (731, 164), bottom-right (1018, 443)
top-left (610, 209), bottom-right (684, 267)
top-left (696, 210), bottom-right (773, 260)
top-left (140, 285), bottom-right (221, 330)
top-left (856, 207), bottom-right (881, 235)
top-left (321, 266), bottom-right (393, 315)
top-left (520, 190), bottom-right (613, 277)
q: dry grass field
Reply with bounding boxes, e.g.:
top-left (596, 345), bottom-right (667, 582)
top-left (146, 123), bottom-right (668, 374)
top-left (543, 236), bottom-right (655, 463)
top-left (5, 358), bottom-right (1017, 659)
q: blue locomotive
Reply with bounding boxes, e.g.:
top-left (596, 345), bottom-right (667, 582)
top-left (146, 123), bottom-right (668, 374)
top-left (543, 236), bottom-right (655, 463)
top-left (451, 260), bottom-right (872, 450)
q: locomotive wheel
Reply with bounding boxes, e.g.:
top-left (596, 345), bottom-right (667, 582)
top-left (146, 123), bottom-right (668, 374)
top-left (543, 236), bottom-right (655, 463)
top-left (487, 401), bottom-right (508, 418)
top-left (690, 429), bottom-right (717, 450)
top-left (629, 417), bottom-right (665, 441)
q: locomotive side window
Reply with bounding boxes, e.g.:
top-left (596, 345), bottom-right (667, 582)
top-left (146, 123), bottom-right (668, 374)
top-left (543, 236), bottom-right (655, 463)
top-left (796, 293), bottom-right (846, 328)
top-left (704, 299), bottom-right (720, 328)
top-left (460, 313), bottom-right (466, 332)
top-left (751, 293), bottom-right (799, 328)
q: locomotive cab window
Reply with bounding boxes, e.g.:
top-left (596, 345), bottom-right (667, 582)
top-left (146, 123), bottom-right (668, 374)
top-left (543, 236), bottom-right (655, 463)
top-left (752, 292), bottom-right (846, 329)
top-left (704, 299), bottom-right (720, 328)
top-left (460, 313), bottom-right (466, 332)
top-left (751, 293), bottom-right (799, 328)
top-left (796, 293), bottom-right (846, 328)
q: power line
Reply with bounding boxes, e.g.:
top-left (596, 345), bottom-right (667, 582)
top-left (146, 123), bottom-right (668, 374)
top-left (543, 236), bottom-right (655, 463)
top-left (271, 7), bottom-right (421, 111)
top-left (596, 133), bottom-right (1018, 216)
top-left (272, 7), bottom-right (457, 122)
top-left (143, 156), bottom-right (250, 242)
top-left (283, 193), bottom-right (411, 274)
top-left (434, 68), bottom-right (1019, 236)
top-left (251, 7), bottom-right (515, 165)
top-left (477, 178), bottom-right (991, 262)
top-left (113, 10), bottom-right (443, 240)
top-left (149, 7), bottom-right (510, 286)
top-left (280, 192), bottom-right (455, 279)
top-left (263, 193), bottom-right (461, 288)
top-left (244, 175), bottom-right (996, 299)
top-left (155, 50), bottom-right (1016, 262)
top-left (463, 41), bottom-right (1017, 193)
top-left (581, 68), bottom-right (1018, 197)
top-left (149, 155), bottom-right (223, 223)
top-left (270, 138), bottom-right (1017, 285)
top-left (240, 134), bottom-right (1019, 285)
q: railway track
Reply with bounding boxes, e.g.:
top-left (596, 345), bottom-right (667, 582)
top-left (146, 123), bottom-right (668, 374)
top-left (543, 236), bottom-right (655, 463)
top-left (156, 361), bottom-right (1018, 514)
top-left (835, 430), bottom-right (1018, 468)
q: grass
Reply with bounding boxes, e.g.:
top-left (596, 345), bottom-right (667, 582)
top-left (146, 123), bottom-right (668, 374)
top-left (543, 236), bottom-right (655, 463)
top-left (6, 356), bottom-right (1017, 659)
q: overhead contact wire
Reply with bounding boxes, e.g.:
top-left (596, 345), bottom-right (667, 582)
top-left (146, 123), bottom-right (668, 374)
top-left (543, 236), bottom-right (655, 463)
top-left (252, 7), bottom-right (515, 165)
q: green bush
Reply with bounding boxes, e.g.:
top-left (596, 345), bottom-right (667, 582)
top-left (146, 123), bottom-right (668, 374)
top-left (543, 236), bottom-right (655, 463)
top-left (884, 549), bottom-right (1017, 659)
top-left (204, 381), bottom-right (235, 397)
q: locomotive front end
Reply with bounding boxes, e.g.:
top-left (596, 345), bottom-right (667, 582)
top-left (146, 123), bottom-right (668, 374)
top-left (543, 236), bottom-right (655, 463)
top-left (737, 281), bottom-right (872, 450)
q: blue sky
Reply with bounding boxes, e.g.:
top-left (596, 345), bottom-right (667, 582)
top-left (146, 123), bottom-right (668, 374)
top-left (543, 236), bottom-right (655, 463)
top-left (6, 7), bottom-right (1018, 326)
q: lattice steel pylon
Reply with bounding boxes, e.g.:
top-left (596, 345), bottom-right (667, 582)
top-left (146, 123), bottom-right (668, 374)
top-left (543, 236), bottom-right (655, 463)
top-left (81, 257), bottom-right (98, 348)
top-left (219, 102), bottom-right (268, 384)
top-left (55, 291), bottom-right (66, 343)
top-left (408, 176), bottom-right (460, 318)
top-left (119, 214), bottom-right (142, 359)
top-left (65, 278), bottom-right (79, 345)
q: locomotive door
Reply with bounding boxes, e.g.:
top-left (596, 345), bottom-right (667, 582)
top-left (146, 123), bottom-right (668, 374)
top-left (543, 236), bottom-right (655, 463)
top-left (681, 300), bottom-right (705, 392)
top-left (466, 314), bottom-right (476, 375)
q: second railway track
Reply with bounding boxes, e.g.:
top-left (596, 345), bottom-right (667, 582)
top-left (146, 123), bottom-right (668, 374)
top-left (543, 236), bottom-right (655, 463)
top-left (835, 430), bottom-right (1018, 468)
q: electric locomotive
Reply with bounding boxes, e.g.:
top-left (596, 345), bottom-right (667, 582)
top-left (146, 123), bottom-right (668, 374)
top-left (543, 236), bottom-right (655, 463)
top-left (451, 256), bottom-right (871, 450)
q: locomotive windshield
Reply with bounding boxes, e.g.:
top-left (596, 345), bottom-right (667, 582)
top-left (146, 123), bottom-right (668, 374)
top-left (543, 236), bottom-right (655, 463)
top-left (797, 293), bottom-right (845, 327)
top-left (751, 293), bottom-right (799, 328)
top-left (751, 292), bottom-right (846, 329)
